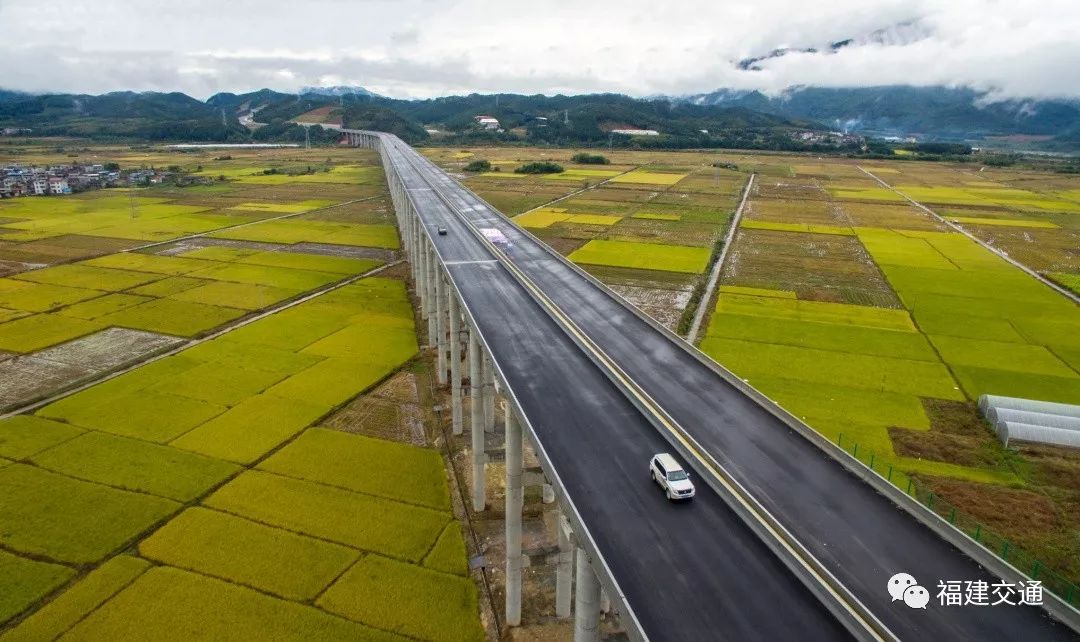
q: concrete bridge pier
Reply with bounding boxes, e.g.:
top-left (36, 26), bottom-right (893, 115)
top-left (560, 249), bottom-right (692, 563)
top-left (449, 292), bottom-right (463, 435)
top-left (468, 330), bottom-right (486, 512)
top-left (505, 401), bottom-right (524, 626)
top-left (574, 549), bottom-right (602, 642)
top-left (425, 246), bottom-right (437, 347)
top-left (417, 235), bottom-right (430, 321)
top-left (556, 509), bottom-right (574, 619)
top-left (435, 273), bottom-right (447, 385)
top-left (481, 355), bottom-right (496, 434)
top-left (410, 216), bottom-right (421, 285)
top-left (399, 203), bottom-right (412, 274)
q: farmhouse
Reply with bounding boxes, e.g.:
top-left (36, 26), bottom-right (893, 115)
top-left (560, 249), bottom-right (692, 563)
top-left (474, 115), bottom-right (501, 130)
top-left (48, 177), bottom-right (71, 194)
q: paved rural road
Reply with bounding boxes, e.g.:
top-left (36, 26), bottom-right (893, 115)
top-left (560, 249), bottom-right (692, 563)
top-left (383, 137), bottom-right (851, 640)
top-left (379, 134), bottom-right (1077, 640)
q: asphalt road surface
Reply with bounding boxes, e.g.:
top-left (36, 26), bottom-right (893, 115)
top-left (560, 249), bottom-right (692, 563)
top-left (382, 134), bottom-right (1077, 640)
top-left (383, 137), bottom-right (852, 640)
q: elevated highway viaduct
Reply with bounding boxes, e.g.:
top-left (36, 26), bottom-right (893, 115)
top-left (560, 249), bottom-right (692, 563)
top-left (342, 129), bottom-right (1080, 641)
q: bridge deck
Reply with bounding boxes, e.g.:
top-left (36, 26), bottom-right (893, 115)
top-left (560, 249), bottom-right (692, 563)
top-left (393, 140), bottom-right (1076, 641)
top-left (383, 136), bottom-right (850, 640)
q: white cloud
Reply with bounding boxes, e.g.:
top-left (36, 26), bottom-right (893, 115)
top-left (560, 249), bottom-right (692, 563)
top-left (0, 0), bottom-right (1076, 100)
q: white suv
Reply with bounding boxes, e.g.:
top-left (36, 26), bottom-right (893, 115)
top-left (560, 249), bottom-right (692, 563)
top-left (650, 453), bottom-right (695, 501)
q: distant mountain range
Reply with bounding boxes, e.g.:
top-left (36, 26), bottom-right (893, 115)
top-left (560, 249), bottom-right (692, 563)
top-left (299, 86), bottom-right (380, 98)
top-left (734, 20), bottom-right (932, 71)
top-left (196, 87), bottom-right (816, 145)
top-left (682, 86), bottom-right (1080, 145)
top-left (1, 85), bottom-right (1078, 151)
top-left (0, 90), bottom-right (247, 141)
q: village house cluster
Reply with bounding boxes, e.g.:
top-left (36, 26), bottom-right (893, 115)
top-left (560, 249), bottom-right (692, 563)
top-left (0, 163), bottom-right (121, 199)
top-left (792, 130), bottom-right (864, 145)
top-left (0, 163), bottom-right (203, 199)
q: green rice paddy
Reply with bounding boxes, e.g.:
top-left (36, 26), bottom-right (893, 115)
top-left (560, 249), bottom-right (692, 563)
top-left (209, 220), bottom-right (399, 249)
top-left (57, 567), bottom-right (403, 641)
top-left (740, 220), bottom-right (855, 236)
top-left (947, 216), bottom-right (1059, 229)
top-left (1049, 272), bottom-right (1080, 295)
top-left (0, 555), bottom-right (149, 642)
top-left (569, 239), bottom-right (710, 273)
top-left (0, 464), bottom-right (179, 564)
top-left (259, 428), bottom-right (450, 510)
top-left (0, 550), bottom-right (75, 626)
top-left (139, 507), bottom-right (359, 600)
top-left (228, 199), bottom-right (334, 213)
top-left (0, 416), bottom-right (85, 460)
top-left (0, 270), bottom-right (476, 636)
top-left (29, 432), bottom-right (239, 501)
top-left (205, 470), bottom-right (449, 562)
top-left (0, 144), bottom-right (481, 635)
top-left (514, 208), bottom-right (571, 228)
top-left (317, 555), bottom-right (483, 642)
top-left (703, 159), bottom-right (1080, 500)
top-left (610, 169), bottom-right (688, 186)
top-left (565, 213), bottom-right (623, 226)
top-left (0, 314), bottom-right (106, 352)
top-left (57, 293), bottom-right (152, 320)
top-left (0, 244), bottom-right (382, 354)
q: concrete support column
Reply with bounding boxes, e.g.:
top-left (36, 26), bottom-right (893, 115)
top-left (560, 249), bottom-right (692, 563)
top-left (449, 294), bottom-right (463, 435)
top-left (574, 549), bottom-right (602, 642)
top-left (411, 215), bottom-right (421, 284)
top-left (505, 402), bottom-right (523, 626)
top-left (556, 510), bottom-right (574, 619)
top-left (481, 355), bottom-right (496, 434)
top-left (407, 211), bottom-right (414, 254)
top-left (435, 273), bottom-right (447, 385)
top-left (469, 330), bottom-right (485, 512)
top-left (418, 235), bottom-right (429, 319)
top-left (426, 246), bottom-right (437, 348)
top-left (411, 216), bottom-right (419, 266)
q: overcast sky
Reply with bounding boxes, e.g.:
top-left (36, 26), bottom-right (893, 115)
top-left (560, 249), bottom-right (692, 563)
top-left (1, 0), bottom-right (1077, 101)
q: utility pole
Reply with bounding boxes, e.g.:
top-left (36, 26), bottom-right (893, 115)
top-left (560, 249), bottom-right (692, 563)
top-left (304, 125), bottom-right (311, 150)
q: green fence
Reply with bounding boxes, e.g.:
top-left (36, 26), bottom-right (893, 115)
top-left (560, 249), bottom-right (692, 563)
top-left (836, 433), bottom-right (1079, 607)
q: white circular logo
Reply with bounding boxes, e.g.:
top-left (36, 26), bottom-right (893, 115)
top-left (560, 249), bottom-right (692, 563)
top-left (903, 585), bottom-right (930, 609)
top-left (888, 573), bottom-right (918, 602)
